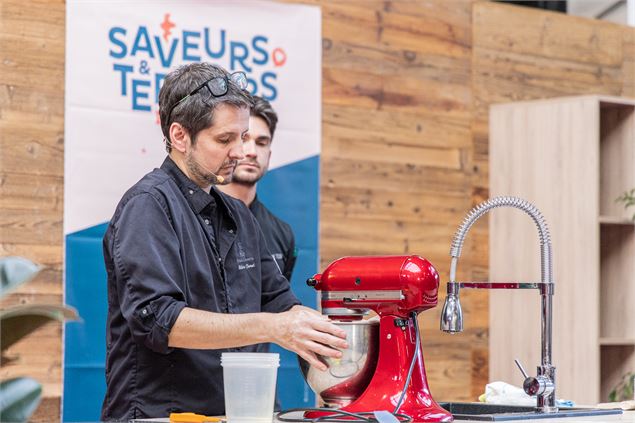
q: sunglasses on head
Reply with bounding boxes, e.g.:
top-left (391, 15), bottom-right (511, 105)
top-left (165, 71), bottom-right (248, 125)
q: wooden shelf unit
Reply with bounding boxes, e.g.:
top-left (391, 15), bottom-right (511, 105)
top-left (599, 338), bottom-right (635, 346)
top-left (599, 216), bottom-right (635, 225)
top-left (489, 96), bottom-right (635, 405)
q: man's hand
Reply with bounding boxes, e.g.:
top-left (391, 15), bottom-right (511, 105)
top-left (271, 305), bottom-right (348, 372)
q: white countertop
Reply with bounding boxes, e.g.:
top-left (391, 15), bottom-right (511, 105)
top-left (132, 410), bottom-right (635, 423)
top-left (273, 410), bottom-right (635, 423)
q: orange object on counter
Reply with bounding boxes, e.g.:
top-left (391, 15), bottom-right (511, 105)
top-left (169, 412), bottom-right (223, 422)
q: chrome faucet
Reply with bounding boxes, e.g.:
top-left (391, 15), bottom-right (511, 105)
top-left (440, 196), bottom-right (557, 413)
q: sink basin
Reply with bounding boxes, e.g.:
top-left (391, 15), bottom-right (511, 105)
top-left (438, 402), bottom-right (623, 421)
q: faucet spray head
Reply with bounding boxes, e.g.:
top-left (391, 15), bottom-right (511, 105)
top-left (440, 284), bottom-right (463, 333)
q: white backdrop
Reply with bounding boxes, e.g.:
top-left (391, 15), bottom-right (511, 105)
top-left (64, 0), bottom-right (321, 234)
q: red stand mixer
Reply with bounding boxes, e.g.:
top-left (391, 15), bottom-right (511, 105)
top-left (300, 255), bottom-right (453, 423)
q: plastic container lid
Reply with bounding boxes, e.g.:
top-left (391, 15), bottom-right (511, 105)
top-left (221, 352), bottom-right (280, 367)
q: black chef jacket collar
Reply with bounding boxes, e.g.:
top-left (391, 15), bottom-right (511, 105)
top-left (160, 156), bottom-right (237, 226)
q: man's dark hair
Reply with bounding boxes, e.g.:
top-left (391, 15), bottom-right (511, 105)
top-left (250, 95), bottom-right (278, 140)
top-left (159, 63), bottom-right (253, 152)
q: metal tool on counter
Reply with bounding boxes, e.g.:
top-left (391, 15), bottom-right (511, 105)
top-left (439, 196), bottom-right (557, 413)
top-left (298, 255), bottom-right (453, 423)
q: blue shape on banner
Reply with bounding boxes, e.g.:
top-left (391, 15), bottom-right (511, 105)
top-left (154, 35), bottom-right (179, 68)
top-left (203, 28), bottom-right (225, 58)
top-left (252, 36), bottom-right (269, 65)
top-left (131, 26), bottom-right (154, 58)
top-left (113, 64), bottom-right (133, 96)
top-left (63, 223), bottom-right (109, 422)
top-left (132, 79), bottom-right (151, 111)
top-left (182, 31), bottom-right (202, 61)
top-left (108, 27), bottom-right (127, 59)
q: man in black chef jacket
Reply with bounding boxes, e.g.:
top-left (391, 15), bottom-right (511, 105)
top-left (101, 63), bottom-right (347, 421)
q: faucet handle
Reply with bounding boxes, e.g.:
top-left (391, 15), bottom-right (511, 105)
top-left (514, 359), bottom-right (529, 379)
top-left (514, 359), bottom-right (554, 397)
top-left (523, 375), bottom-right (554, 397)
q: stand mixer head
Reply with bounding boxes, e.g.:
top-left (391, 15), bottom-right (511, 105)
top-left (300, 255), bottom-right (453, 422)
top-left (307, 255), bottom-right (439, 319)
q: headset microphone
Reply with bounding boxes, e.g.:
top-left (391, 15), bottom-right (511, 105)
top-left (164, 136), bottom-right (227, 184)
top-left (190, 154), bottom-right (226, 184)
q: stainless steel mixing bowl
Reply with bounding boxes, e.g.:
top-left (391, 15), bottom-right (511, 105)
top-left (298, 319), bottom-right (379, 407)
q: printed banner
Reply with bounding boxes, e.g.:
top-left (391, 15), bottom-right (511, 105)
top-left (64, 1), bottom-right (321, 421)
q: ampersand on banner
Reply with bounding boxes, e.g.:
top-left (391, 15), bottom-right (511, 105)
top-left (139, 60), bottom-right (150, 75)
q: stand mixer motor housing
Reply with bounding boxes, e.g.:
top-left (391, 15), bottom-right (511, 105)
top-left (304, 255), bottom-right (453, 422)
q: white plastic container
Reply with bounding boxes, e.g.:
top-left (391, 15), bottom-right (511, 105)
top-left (221, 352), bottom-right (280, 423)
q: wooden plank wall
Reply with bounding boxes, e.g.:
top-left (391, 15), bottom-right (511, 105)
top-left (315, 0), bottom-right (487, 403)
top-left (472, 1), bottom-right (635, 199)
top-left (0, 0), bottom-right (66, 421)
top-left (0, 0), bottom-right (634, 420)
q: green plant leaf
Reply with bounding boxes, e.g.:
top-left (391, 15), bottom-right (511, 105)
top-left (609, 371), bottom-right (635, 402)
top-left (0, 257), bottom-right (42, 299)
top-left (609, 388), bottom-right (617, 402)
top-left (0, 377), bottom-right (42, 423)
top-left (0, 305), bottom-right (80, 352)
top-left (616, 188), bottom-right (635, 221)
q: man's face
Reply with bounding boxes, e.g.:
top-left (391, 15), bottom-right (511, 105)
top-left (231, 115), bottom-right (272, 185)
top-left (185, 103), bottom-right (249, 186)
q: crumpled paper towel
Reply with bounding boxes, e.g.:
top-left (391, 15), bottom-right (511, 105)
top-left (479, 381), bottom-right (574, 407)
